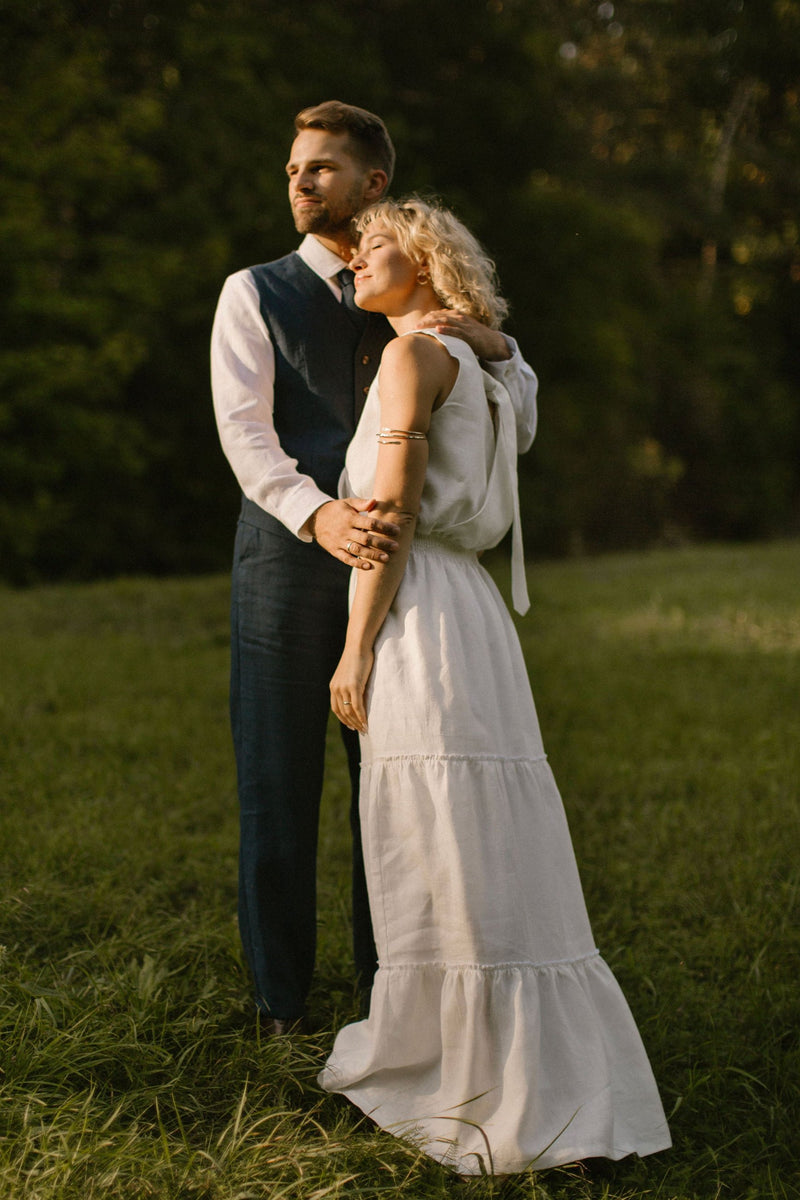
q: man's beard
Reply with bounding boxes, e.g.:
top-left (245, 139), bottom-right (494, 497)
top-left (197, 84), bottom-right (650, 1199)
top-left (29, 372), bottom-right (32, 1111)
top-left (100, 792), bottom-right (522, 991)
top-left (293, 204), bottom-right (339, 235)
top-left (292, 182), bottom-right (365, 239)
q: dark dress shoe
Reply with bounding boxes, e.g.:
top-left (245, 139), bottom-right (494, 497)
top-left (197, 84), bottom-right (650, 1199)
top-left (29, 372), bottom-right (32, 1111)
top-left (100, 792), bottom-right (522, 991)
top-left (261, 1015), bottom-right (307, 1036)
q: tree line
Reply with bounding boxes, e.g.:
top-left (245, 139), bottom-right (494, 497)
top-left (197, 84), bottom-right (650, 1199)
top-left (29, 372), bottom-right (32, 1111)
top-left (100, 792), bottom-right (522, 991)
top-left (1, 0), bottom-right (798, 582)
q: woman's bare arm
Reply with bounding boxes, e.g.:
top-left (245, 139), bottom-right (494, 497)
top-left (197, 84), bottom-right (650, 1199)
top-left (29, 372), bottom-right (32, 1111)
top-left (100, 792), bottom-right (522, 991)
top-left (330, 334), bottom-right (457, 731)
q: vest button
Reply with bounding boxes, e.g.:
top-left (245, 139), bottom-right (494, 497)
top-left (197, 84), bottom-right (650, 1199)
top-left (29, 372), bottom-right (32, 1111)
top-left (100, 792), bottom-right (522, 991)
top-left (361, 354), bottom-right (370, 365)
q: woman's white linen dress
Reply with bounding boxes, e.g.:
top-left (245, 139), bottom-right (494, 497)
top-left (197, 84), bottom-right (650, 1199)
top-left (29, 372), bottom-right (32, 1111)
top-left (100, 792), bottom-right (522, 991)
top-left (319, 332), bottom-right (671, 1175)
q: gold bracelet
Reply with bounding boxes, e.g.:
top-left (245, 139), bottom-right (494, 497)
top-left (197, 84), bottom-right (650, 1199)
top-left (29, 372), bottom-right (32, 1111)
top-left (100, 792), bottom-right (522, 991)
top-left (377, 427), bottom-right (428, 444)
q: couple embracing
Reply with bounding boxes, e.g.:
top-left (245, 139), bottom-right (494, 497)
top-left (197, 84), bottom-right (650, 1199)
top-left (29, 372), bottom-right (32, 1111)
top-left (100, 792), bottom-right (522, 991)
top-left (211, 100), bottom-right (670, 1176)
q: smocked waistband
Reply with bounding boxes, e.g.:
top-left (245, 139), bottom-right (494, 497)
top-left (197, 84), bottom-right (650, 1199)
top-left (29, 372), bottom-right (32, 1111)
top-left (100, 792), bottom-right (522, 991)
top-left (410, 535), bottom-right (479, 559)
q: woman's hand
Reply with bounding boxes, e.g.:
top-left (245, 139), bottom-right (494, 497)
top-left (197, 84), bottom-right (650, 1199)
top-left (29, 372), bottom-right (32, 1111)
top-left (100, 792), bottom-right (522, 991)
top-left (330, 645), bottom-right (374, 733)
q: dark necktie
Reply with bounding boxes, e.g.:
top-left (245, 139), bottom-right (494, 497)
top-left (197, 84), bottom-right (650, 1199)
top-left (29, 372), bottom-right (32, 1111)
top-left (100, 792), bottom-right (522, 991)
top-left (337, 268), bottom-right (358, 313)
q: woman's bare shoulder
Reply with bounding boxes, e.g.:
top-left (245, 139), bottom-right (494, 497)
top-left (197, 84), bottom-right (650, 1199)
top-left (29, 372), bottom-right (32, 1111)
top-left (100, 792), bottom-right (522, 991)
top-left (381, 331), bottom-right (455, 380)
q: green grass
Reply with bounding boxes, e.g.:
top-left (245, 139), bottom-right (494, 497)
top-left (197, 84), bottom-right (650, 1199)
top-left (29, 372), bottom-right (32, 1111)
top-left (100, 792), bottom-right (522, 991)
top-left (1, 541), bottom-right (798, 1199)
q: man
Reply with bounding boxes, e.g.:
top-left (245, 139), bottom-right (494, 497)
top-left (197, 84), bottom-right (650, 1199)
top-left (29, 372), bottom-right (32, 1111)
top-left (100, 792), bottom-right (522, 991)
top-left (211, 101), bottom-right (538, 1032)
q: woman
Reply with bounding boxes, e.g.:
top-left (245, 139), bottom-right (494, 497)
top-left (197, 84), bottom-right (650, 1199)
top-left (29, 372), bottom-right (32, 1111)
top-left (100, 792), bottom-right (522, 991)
top-left (319, 198), bottom-right (671, 1176)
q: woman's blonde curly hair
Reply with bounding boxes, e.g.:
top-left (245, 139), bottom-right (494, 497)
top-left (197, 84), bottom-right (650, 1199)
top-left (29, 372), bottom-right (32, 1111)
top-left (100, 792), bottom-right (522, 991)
top-left (354, 197), bottom-right (509, 330)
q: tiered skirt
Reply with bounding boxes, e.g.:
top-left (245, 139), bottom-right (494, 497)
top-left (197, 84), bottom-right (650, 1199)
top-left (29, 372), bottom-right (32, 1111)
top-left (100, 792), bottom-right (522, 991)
top-left (319, 540), bottom-right (670, 1174)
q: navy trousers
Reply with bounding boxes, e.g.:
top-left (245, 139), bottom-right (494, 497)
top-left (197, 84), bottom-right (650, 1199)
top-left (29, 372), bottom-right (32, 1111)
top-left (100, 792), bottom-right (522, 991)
top-left (230, 501), bottom-right (377, 1018)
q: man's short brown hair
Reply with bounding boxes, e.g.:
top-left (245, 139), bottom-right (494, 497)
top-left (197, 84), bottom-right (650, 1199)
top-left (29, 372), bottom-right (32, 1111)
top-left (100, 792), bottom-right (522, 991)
top-left (294, 100), bottom-right (395, 186)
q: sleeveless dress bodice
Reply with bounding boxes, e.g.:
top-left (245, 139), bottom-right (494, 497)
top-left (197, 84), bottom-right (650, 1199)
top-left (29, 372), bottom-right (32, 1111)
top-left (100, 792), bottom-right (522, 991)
top-left (342, 331), bottom-right (529, 612)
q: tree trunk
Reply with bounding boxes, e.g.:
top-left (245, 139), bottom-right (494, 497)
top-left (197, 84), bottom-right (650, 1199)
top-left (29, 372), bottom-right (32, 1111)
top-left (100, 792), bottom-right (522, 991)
top-left (697, 76), bottom-right (758, 304)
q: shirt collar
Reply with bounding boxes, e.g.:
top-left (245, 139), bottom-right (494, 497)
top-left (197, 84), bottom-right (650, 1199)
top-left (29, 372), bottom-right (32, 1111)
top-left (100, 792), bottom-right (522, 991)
top-left (296, 234), bottom-right (349, 283)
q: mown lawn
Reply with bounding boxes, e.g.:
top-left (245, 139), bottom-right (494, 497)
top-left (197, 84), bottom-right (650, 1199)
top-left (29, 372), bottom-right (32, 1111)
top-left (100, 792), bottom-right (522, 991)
top-left (1, 541), bottom-right (798, 1199)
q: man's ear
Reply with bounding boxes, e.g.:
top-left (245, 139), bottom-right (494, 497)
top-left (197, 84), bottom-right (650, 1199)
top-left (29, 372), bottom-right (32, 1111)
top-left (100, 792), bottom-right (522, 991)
top-left (363, 169), bottom-right (388, 202)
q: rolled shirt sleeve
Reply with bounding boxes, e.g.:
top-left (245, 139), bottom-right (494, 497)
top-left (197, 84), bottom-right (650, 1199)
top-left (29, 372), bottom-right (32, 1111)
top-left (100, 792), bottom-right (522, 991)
top-left (482, 335), bottom-right (538, 453)
top-left (210, 269), bottom-right (333, 539)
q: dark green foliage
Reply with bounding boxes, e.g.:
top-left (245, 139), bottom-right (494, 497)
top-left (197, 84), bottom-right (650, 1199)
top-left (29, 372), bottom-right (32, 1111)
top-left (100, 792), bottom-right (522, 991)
top-left (1, 0), bottom-right (799, 580)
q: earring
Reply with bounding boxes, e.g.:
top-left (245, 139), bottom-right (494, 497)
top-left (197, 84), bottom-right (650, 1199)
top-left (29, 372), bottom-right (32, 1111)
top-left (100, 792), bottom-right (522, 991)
top-left (417, 270), bottom-right (430, 284)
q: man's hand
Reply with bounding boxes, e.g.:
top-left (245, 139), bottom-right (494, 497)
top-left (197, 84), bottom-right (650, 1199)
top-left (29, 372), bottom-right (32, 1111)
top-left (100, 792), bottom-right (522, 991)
top-left (415, 310), bottom-right (511, 362)
top-left (306, 498), bottom-right (400, 569)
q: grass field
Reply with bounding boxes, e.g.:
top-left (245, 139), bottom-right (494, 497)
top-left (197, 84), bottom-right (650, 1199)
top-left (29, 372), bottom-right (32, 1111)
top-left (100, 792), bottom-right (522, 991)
top-left (1, 541), bottom-right (798, 1199)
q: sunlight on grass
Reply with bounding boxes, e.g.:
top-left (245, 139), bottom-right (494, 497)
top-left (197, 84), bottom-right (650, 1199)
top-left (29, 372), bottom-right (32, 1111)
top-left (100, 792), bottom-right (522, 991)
top-left (609, 604), bottom-right (800, 652)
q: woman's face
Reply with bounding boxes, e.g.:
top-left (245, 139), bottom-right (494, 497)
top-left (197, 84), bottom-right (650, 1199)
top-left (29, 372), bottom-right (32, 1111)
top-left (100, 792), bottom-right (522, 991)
top-left (349, 222), bottom-right (422, 313)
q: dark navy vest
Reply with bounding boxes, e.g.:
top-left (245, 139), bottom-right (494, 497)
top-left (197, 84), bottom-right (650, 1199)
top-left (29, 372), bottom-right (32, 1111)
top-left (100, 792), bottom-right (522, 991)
top-left (244, 252), bottom-right (393, 526)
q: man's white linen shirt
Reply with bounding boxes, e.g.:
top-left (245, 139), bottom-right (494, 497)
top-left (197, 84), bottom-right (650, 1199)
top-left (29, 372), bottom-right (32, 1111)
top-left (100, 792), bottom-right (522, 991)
top-left (211, 234), bottom-right (539, 541)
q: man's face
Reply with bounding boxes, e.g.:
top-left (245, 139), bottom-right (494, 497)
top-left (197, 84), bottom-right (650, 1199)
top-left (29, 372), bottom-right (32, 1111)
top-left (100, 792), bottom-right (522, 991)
top-left (286, 128), bottom-right (376, 240)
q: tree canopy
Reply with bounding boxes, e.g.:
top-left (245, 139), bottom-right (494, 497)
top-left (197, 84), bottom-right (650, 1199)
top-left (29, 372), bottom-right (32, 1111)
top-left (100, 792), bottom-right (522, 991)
top-left (1, 0), bottom-right (798, 581)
